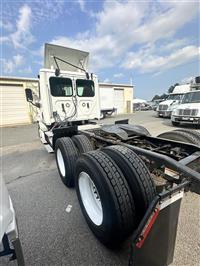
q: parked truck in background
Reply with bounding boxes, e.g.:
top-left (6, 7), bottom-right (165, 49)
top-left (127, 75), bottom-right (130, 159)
top-left (25, 43), bottom-right (200, 266)
top-left (171, 89), bottom-right (200, 126)
top-left (157, 84), bottom-right (191, 118)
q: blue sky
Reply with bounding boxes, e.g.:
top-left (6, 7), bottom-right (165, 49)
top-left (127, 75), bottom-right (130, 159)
top-left (1, 0), bottom-right (199, 100)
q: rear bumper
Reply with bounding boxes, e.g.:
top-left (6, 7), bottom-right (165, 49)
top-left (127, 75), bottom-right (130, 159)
top-left (158, 110), bottom-right (171, 117)
top-left (171, 115), bottom-right (200, 124)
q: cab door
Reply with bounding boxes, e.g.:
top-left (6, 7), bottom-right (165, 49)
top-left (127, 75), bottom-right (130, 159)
top-left (49, 76), bottom-right (75, 121)
top-left (76, 79), bottom-right (98, 120)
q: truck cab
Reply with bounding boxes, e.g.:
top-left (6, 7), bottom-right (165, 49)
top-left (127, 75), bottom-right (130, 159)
top-left (171, 90), bottom-right (200, 126)
top-left (25, 43), bottom-right (100, 152)
top-left (39, 68), bottom-right (100, 126)
top-left (157, 84), bottom-right (191, 118)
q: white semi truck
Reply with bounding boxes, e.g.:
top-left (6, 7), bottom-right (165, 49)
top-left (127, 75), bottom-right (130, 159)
top-left (157, 84), bottom-right (191, 118)
top-left (171, 89), bottom-right (200, 126)
top-left (25, 43), bottom-right (200, 266)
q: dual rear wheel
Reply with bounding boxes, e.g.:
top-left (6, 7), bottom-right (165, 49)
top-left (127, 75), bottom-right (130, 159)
top-left (54, 128), bottom-right (199, 246)
top-left (55, 135), bottom-right (156, 246)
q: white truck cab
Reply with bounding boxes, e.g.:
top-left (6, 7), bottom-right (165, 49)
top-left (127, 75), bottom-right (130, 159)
top-left (25, 43), bottom-right (100, 152)
top-left (157, 84), bottom-right (191, 118)
top-left (171, 90), bottom-right (200, 126)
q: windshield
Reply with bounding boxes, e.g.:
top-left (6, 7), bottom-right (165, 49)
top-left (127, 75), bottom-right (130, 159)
top-left (76, 79), bottom-right (95, 97)
top-left (167, 94), bottom-right (183, 101)
top-left (49, 77), bottom-right (73, 97)
top-left (182, 91), bottom-right (200, 104)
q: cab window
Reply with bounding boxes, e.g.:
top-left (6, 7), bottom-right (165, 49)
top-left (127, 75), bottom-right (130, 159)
top-left (76, 79), bottom-right (95, 97)
top-left (49, 77), bottom-right (73, 97)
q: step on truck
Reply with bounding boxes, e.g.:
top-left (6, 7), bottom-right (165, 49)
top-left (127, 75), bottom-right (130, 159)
top-left (25, 43), bottom-right (200, 266)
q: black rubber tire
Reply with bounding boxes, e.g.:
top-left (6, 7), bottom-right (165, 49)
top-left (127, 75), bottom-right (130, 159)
top-left (174, 129), bottom-right (200, 146)
top-left (55, 137), bottom-right (78, 187)
top-left (75, 150), bottom-right (136, 247)
top-left (100, 111), bottom-right (106, 119)
top-left (72, 135), bottom-right (94, 153)
top-left (157, 130), bottom-right (199, 145)
top-left (172, 121), bottom-right (180, 126)
top-left (102, 145), bottom-right (156, 223)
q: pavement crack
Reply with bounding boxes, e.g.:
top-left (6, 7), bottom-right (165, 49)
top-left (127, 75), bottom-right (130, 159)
top-left (7, 171), bottom-right (42, 184)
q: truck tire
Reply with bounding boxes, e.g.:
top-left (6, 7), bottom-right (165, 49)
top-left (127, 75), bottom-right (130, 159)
top-left (157, 130), bottom-right (199, 145)
top-left (55, 137), bottom-right (78, 187)
top-left (72, 135), bottom-right (94, 153)
top-left (172, 121), bottom-right (180, 126)
top-left (75, 151), bottom-right (136, 247)
top-left (102, 145), bottom-right (156, 223)
top-left (100, 111), bottom-right (106, 119)
top-left (174, 129), bottom-right (200, 146)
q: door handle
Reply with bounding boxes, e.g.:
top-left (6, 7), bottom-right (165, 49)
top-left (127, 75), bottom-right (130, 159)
top-left (87, 103), bottom-right (89, 108)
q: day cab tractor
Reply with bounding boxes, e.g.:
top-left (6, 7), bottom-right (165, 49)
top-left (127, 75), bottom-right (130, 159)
top-left (26, 44), bottom-right (200, 266)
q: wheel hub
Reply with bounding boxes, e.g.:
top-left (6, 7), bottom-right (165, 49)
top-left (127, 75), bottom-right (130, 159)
top-left (78, 172), bottom-right (103, 226)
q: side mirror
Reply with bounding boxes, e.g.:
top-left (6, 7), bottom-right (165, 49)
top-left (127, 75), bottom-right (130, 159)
top-left (25, 88), bottom-right (33, 102)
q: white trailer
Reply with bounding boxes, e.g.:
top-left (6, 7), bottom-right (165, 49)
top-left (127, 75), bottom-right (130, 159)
top-left (25, 43), bottom-right (200, 266)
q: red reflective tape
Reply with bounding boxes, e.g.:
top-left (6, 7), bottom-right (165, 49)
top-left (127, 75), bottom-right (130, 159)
top-left (136, 208), bottom-right (160, 248)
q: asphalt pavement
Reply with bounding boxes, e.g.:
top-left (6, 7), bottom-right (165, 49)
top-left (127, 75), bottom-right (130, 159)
top-left (1, 111), bottom-right (200, 266)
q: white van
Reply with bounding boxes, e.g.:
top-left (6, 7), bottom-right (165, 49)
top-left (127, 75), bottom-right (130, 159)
top-left (171, 90), bottom-right (200, 126)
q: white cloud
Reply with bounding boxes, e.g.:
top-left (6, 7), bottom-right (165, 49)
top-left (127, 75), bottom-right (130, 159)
top-left (18, 66), bottom-right (32, 74)
top-left (0, 20), bottom-right (13, 31)
top-left (11, 4), bottom-right (34, 49)
top-left (1, 4), bottom-right (35, 49)
top-left (2, 54), bottom-right (24, 73)
top-left (77, 0), bottom-right (86, 12)
top-left (160, 39), bottom-right (189, 51)
top-left (102, 78), bottom-right (110, 83)
top-left (132, 1), bottom-right (198, 44)
top-left (2, 1), bottom-right (65, 26)
top-left (181, 76), bottom-right (194, 84)
top-left (122, 45), bottom-right (200, 74)
top-left (14, 54), bottom-right (23, 65)
top-left (113, 73), bottom-right (124, 78)
top-left (0, 36), bottom-right (9, 44)
top-left (49, 0), bottom-right (199, 73)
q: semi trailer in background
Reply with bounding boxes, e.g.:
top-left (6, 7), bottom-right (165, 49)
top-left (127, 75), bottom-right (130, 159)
top-left (25, 43), bottom-right (200, 266)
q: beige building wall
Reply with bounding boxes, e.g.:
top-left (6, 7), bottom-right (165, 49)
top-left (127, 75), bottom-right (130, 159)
top-left (0, 77), bottom-right (39, 125)
top-left (123, 86), bottom-right (134, 113)
top-left (99, 83), bottom-right (134, 114)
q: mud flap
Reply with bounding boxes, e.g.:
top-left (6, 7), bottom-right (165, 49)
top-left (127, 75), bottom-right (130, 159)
top-left (130, 192), bottom-right (183, 266)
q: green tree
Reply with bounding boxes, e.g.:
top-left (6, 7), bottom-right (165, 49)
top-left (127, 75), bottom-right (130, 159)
top-left (168, 83), bottom-right (179, 93)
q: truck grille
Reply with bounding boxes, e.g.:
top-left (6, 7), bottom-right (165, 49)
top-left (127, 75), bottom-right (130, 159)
top-left (178, 109), bottom-right (198, 116)
top-left (159, 105), bottom-right (168, 111)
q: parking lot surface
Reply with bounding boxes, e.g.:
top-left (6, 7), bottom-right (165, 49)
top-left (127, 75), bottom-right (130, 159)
top-left (1, 111), bottom-right (200, 266)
